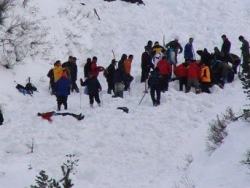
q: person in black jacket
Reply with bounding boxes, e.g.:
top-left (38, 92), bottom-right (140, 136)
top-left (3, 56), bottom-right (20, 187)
top-left (148, 67), bottom-right (161, 106)
top-left (84, 58), bottom-right (92, 79)
top-left (221, 35), bottom-right (231, 60)
top-left (239, 35), bottom-right (250, 73)
top-left (0, 108), bottom-right (4, 125)
top-left (80, 72), bottom-right (102, 107)
top-left (47, 63), bottom-right (55, 95)
top-left (70, 57), bottom-right (79, 93)
top-left (141, 48), bottom-right (154, 83)
top-left (165, 37), bottom-right (183, 66)
top-left (106, 59), bottom-right (117, 94)
top-left (114, 63), bottom-right (127, 98)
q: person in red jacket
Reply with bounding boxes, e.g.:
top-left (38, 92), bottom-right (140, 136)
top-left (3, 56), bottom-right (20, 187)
top-left (186, 60), bottom-right (201, 94)
top-left (91, 56), bottom-right (104, 78)
top-left (174, 61), bottom-right (189, 92)
top-left (157, 56), bottom-right (172, 92)
top-left (37, 111), bottom-right (84, 122)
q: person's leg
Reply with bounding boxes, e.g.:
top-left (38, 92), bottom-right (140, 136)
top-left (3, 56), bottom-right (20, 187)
top-left (63, 96), bottom-right (68, 110)
top-left (89, 95), bottom-right (94, 107)
top-left (150, 87), bottom-right (156, 105)
top-left (94, 93), bottom-right (101, 105)
top-left (179, 77), bottom-right (184, 91)
top-left (57, 96), bottom-right (62, 111)
top-left (156, 87), bottom-right (161, 105)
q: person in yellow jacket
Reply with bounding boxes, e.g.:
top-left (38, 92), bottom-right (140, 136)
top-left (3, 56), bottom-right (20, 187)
top-left (200, 63), bottom-right (211, 93)
top-left (53, 60), bottom-right (63, 82)
top-left (124, 54), bottom-right (134, 91)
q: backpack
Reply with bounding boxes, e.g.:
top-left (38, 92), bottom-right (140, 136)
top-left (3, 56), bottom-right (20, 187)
top-left (103, 67), bottom-right (109, 78)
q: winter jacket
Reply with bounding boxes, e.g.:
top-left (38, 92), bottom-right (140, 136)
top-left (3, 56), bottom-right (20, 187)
top-left (91, 61), bottom-right (100, 77)
top-left (241, 39), bottom-right (250, 56)
top-left (200, 65), bottom-right (211, 82)
top-left (84, 61), bottom-right (92, 78)
top-left (184, 43), bottom-right (195, 60)
top-left (174, 63), bottom-right (188, 78)
top-left (53, 66), bottom-right (63, 82)
top-left (39, 111), bottom-right (56, 122)
top-left (221, 38), bottom-right (231, 55)
top-left (166, 40), bottom-right (183, 54)
top-left (187, 62), bottom-right (200, 79)
top-left (114, 67), bottom-right (127, 84)
top-left (80, 77), bottom-right (101, 95)
top-left (47, 68), bottom-right (54, 83)
top-left (152, 44), bottom-right (164, 55)
top-left (141, 51), bottom-right (154, 72)
top-left (157, 58), bottom-right (172, 76)
top-left (124, 59), bottom-right (132, 74)
top-left (148, 70), bottom-right (160, 87)
top-left (106, 63), bottom-right (116, 84)
top-left (55, 77), bottom-right (71, 96)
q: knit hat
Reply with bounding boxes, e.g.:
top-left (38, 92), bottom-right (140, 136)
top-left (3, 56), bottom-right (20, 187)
top-left (61, 72), bottom-right (67, 77)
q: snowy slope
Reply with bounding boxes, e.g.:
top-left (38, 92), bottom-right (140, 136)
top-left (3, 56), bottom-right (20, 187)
top-left (0, 0), bottom-right (250, 187)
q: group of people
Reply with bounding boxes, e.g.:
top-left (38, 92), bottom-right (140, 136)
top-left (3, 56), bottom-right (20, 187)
top-left (45, 35), bottom-right (248, 109)
top-left (47, 56), bottom-right (79, 111)
top-left (142, 35), bottom-right (249, 106)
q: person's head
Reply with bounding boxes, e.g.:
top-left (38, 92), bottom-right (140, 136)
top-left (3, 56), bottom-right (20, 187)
top-left (111, 59), bottom-right (117, 65)
top-left (189, 37), bottom-right (194, 43)
top-left (154, 41), bottom-right (159, 46)
top-left (73, 57), bottom-right (77, 63)
top-left (214, 46), bottom-right (220, 53)
top-left (37, 113), bottom-right (42, 116)
top-left (128, 54), bottom-right (133, 60)
top-left (68, 56), bottom-right (73, 62)
top-left (239, 35), bottom-right (244, 41)
top-left (92, 56), bottom-right (98, 62)
top-left (147, 40), bottom-right (153, 47)
top-left (121, 54), bottom-right (127, 61)
top-left (55, 60), bottom-right (61, 66)
top-left (86, 58), bottom-right (91, 64)
top-left (221, 34), bottom-right (227, 41)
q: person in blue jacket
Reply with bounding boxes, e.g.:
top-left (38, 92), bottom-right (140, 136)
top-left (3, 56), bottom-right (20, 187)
top-left (55, 72), bottom-right (71, 111)
top-left (184, 37), bottom-right (195, 61)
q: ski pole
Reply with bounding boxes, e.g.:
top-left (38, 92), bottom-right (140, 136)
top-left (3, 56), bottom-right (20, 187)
top-left (80, 85), bottom-right (82, 109)
top-left (139, 89), bottom-right (148, 105)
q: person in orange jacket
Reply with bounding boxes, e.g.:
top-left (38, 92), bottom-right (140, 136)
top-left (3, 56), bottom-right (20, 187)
top-left (186, 60), bottom-right (201, 94)
top-left (124, 54), bottom-right (134, 91)
top-left (157, 56), bottom-right (172, 92)
top-left (200, 63), bottom-right (211, 93)
top-left (174, 61), bottom-right (189, 92)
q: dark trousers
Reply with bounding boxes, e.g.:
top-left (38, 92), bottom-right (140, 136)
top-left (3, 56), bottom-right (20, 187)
top-left (200, 82), bottom-right (211, 93)
top-left (125, 74), bottom-right (134, 90)
top-left (57, 96), bottom-right (68, 110)
top-left (160, 74), bottom-right (169, 92)
top-left (242, 54), bottom-right (250, 73)
top-left (141, 71), bottom-right (149, 83)
top-left (89, 93), bottom-right (101, 104)
top-left (107, 81), bottom-right (114, 94)
top-left (150, 85), bottom-right (161, 104)
top-left (179, 77), bottom-right (187, 91)
top-left (71, 80), bottom-right (79, 92)
top-left (56, 112), bottom-right (79, 119)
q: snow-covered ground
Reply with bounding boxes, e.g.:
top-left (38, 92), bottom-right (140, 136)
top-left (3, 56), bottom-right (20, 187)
top-left (0, 0), bottom-right (250, 187)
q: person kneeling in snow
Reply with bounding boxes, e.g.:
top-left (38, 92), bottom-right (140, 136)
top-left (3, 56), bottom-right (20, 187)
top-left (37, 111), bottom-right (84, 122)
top-left (0, 109), bottom-right (4, 125)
